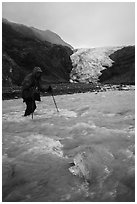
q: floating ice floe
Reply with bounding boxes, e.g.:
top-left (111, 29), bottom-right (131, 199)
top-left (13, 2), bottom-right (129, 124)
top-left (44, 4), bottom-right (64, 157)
top-left (69, 145), bottom-right (114, 182)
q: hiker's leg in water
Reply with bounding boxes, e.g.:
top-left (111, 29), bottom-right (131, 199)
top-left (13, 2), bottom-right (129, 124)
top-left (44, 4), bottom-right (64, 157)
top-left (32, 100), bottom-right (36, 112)
top-left (24, 100), bottom-right (32, 116)
top-left (24, 100), bottom-right (36, 116)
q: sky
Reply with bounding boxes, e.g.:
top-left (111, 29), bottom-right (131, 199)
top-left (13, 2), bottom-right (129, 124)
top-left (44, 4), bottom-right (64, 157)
top-left (2, 2), bottom-right (135, 49)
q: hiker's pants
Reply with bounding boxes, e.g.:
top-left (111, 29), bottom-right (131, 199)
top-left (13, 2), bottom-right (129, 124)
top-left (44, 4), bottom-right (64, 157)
top-left (24, 100), bottom-right (36, 116)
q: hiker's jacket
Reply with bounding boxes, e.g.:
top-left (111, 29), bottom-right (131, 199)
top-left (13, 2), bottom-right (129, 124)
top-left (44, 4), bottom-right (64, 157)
top-left (22, 69), bottom-right (45, 102)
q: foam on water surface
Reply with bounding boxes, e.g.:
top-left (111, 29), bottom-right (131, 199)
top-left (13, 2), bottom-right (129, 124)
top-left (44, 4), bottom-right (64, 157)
top-left (3, 133), bottom-right (64, 158)
top-left (2, 91), bottom-right (135, 202)
top-left (23, 134), bottom-right (64, 158)
top-left (2, 108), bottom-right (77, 122)
top-left (38, 108), bottom-right (77, 118)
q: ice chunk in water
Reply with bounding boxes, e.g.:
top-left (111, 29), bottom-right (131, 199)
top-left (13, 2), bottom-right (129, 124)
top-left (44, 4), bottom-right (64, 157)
top-left (69, 145), bottom-right (114, 182)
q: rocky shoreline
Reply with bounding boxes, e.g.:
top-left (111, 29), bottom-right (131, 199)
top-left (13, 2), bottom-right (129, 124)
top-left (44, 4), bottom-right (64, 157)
top-left (2, 83), bottom-right (135, 100)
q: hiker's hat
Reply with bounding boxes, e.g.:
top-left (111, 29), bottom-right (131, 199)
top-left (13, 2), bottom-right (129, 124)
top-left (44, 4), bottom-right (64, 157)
top-left (33, 67), bottom-right (42, 73)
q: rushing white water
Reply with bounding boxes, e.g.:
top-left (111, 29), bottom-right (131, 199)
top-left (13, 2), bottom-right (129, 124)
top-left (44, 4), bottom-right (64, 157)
top-left (2, 90), bottom-right (135, 202)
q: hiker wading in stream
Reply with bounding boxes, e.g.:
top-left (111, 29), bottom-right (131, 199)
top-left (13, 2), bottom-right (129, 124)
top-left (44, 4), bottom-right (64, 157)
top-left (22, 67), bottom-right (52, 116)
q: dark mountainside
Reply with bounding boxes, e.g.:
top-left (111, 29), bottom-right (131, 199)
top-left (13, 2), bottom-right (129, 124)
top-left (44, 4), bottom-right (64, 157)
top-left (30, 27), bottom-right (73, 49)
top-left (2, 18), bottom-right (73, 49)
top-left (99, 46), bottom-right (135, 84)
top-left (2, 18), bottom-right (73, 87)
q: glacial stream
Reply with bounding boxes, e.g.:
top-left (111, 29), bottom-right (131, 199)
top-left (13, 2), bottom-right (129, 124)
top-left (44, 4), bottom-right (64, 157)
top-left (2, 90), bottom-right (135, 202)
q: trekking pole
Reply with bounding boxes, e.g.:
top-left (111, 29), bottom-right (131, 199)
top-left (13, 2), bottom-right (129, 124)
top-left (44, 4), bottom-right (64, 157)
top-left (32, 89), bottom-right (34, 119)
top-left (51, 91), bottom-right (59, 112)
top-left (32, 103), bottom-right (34, 119)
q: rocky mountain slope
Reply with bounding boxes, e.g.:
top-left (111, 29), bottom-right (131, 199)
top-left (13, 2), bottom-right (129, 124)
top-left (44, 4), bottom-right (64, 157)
top-left (99, 46), bottom-right (135, 84)
top-left (31, 27), bottom-right (73, 49)
top-left (2, 18), bottom-right (73, 87)
top-left (70, 46), bottom-right (135, 84)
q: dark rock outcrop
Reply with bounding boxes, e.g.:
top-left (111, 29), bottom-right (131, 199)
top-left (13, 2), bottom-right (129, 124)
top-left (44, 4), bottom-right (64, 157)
top-left (99, 46), bottom-right (135, 84)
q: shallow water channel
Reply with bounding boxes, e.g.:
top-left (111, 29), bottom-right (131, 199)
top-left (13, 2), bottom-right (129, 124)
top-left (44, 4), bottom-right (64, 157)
top-left (2, 90), bottom-right (135, 202)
